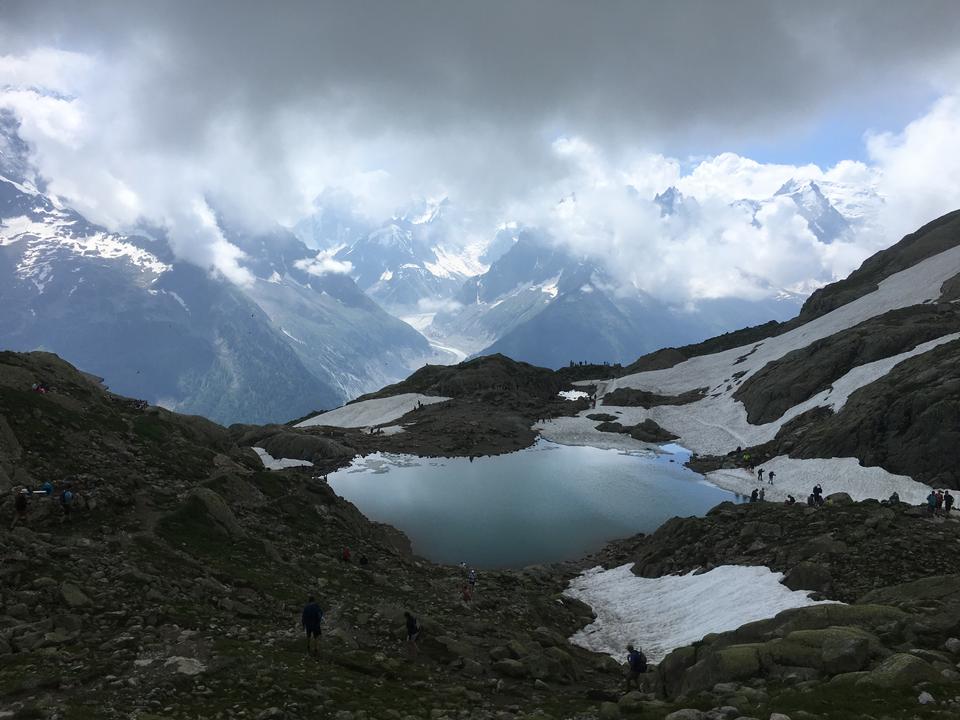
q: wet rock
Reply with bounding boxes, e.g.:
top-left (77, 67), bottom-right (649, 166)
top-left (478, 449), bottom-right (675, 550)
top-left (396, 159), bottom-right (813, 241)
top-left (856, 653), bottom-right (939, 687)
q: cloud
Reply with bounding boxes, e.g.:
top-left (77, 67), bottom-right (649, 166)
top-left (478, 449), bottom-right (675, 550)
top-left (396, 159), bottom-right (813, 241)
top-left (295, 250), bottom-right (353, 277)
top-left (1, 2), bottom-right (960, 303)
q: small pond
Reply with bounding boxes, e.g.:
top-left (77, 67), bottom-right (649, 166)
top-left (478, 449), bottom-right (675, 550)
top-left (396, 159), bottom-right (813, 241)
top-left (328, 440), bottom-right (737, 568)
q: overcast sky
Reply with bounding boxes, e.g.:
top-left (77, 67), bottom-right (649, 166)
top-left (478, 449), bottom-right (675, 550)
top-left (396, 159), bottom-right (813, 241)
top-left (2, 1), bottom-right (960, 299)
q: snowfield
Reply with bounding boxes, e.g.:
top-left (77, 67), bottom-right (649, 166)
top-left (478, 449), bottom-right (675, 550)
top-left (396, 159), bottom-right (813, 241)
top-left (295, 393), bottom-right (450, 429)
top-left (540, 243), bottom-right (960, 502)
top-left (565, 564), bottom-right (838, 663)
top-left (251, 447), bottom-right (314, 470)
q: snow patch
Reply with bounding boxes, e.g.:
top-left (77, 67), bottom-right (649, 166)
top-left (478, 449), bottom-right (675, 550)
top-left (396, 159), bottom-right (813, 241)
top-left (295, 393), bottom-right (450, 429)
top-left (559, 390), bottom-right (589, 401)
top-left (565, 564), bottom-right (837, 663)
top-left (251, 447), bottom-right (314, 470)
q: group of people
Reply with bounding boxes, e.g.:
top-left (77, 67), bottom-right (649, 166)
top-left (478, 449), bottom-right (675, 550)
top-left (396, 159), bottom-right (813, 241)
top-left (9, 477), bottom-right (80, 528)
top-left (300, 596), bottom-right (422, 662)
top-left (926, 489), bottom-right (955, 516)
top-left (748, 482), bottom-right (826, 507)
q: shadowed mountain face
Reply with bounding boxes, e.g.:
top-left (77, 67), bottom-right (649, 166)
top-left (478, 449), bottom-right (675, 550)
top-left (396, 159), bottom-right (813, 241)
top-left (0, 120), bottom-right (440, 424)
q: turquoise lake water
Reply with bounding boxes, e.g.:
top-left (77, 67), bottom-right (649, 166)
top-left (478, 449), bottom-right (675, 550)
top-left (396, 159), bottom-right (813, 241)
top-left (328, 440), bottom-right (738, 568)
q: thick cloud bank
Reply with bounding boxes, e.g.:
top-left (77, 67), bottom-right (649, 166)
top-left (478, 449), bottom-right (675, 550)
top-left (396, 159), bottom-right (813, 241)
top-left (2, 1), bottom-right (960, 300)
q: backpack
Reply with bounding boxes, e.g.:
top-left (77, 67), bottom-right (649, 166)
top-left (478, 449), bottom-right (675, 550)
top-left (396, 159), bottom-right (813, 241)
top-left (60, 490), bottom-right (74, 506)
top-left (628, 649), bottom-right (646, 672)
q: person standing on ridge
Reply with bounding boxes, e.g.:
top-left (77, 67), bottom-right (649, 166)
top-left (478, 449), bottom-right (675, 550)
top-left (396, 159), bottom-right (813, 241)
top-left (757, 468), bottom-right (764, 483)
top-left (301, 596), bottom-right (323, 658)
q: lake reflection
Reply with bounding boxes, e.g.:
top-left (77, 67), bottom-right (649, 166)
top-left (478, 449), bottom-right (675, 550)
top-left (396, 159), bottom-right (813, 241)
top-left (328, 440), bottom-right (736, 568)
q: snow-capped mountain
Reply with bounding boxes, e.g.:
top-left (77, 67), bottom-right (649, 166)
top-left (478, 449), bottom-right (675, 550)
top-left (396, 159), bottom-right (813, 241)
top-left (296, 195), bottom-right (487, 317)
top-left (773, 179), bottom-right (851, 243)
top-left (424, 231), bottom-right (805, 368)
top-left (0, 120), bottom-right (446, 423)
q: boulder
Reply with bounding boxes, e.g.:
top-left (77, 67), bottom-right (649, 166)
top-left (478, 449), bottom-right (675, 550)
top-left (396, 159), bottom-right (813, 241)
top-left (59, 582), bottom-right (92, 608)
top-left (782, 562), bottom-right (832, 594)
top-left (492, 658), bottom-right (528, 679)
top-left (599, 702), bottom-right (621, 720)
top-left (681, 644), bottom-right (762, 695)
top-left (665, 711), bottom-right (704, 720)
top-left (825, 492), bottom-right (853, 505)
top-left (856, 653), bottom-right (939, 687)
top-left (188, 488), bottom-right (245, 538)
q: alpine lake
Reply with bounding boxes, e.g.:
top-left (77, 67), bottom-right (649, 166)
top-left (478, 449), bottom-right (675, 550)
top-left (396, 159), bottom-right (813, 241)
top-left (328, 440), bottom-right (739, 568)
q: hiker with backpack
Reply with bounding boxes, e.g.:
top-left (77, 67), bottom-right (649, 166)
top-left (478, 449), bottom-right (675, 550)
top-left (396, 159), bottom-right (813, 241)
top-left (301, 596), bottom-right (324, 659)
top-left (625, 644), bottom-right (647, 690)
top-left (59, 487), bottom-right (75, 523)
top-left (946, 490), bottom-right (955, 516)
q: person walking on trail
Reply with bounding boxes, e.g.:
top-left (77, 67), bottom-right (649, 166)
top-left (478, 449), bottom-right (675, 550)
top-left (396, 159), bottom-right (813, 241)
top-left (936, 490), bottom-right (945, 515)
top-left (757, 468), bottom-right (764, 483)
top-left (759, 487), bottom-right (765, 502)
top-left (750, 488), bottom-right (759, 503)
top-left (625, 644), bottom-right (647, 690)
top-left (813, 484), bottom-right (823, 506)
top-left (945, 490), bottom-right (955, 516)
top-left (461, 583), bottom-right (472, 604)
top-left (768, 471), bottom-right (775, 485)
top-left (404, 611), bottom-right (421, 660)
top-left (301, 596), bottom-right (323, 658)
top-left (468, 568), bottom-right (477, 592)
top-left (341, 546), bottom-right (352, 563)
top-left (927, 490), bottom-right (938, 517)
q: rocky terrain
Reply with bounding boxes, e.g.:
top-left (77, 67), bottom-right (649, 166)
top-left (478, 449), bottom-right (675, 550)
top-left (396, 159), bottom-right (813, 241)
top-left (5, 351), bottom-right (960, 720)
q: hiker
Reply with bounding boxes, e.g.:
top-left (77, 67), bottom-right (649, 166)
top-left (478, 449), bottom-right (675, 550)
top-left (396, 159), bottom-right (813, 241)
top-left (750, 488), bottom-right (759, 503)
top-left (404, 611), bottom-right (420, 660)
top-left (807, 493), bottom-right (815, 507)
top-left (946, 490), bottom-right (955, 516)
top-left (59, 487), bottom-right (75, 523)
top-left (359, 554), bottom-right (369, 567)
top-left (785, 495), bottom-right (796, 505)
top-left (888, 491), bottom-right (900, 504)
top-left (461, 584), bottom-right (472, 604)
top-left (40, 480), bottom-right (54, 496)
top-left (937, 490), bottom-right (945, 515)
top-left (625, 644), bottom-right (647, 690)
top-left (757, 468), bottom-right (764, 483)
top-left (927, 491), bottom-right (938, 516)
top-left (467, 568), bottom-right (477, 592)
top-left (813, 484), bottom-right (823, 506)
top-left (341, 546), bottom-right (352, 563)
top-left (301, 596), bottom-right (323, 658)
top-left (759, 487), bottom-right (766, 502)
top-left (11, 488), bottom-right (29, 528)
top-left (768, 471), bottom-right (776, 485)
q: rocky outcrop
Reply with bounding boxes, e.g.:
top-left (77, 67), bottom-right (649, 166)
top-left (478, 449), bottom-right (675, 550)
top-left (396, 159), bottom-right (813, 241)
top-left (734, 304), bottom-right (960, 424)
top-left (799, 209), bottom-right (960, 322)
top-left (624, 500), bottom-right (960, 602)
top-left (602, 387), bottom-right (706, 408)
top-left (771, 338), bottom-right (960, 488)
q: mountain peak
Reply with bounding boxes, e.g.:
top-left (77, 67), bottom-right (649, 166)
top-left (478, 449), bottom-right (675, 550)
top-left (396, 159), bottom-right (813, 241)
top-left (654, 186), bottom-right (684, 216)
